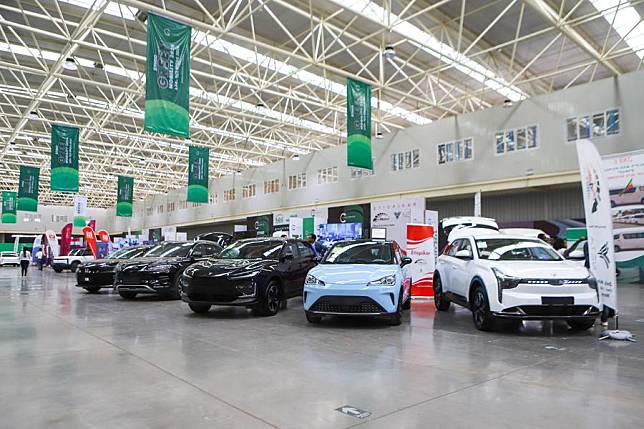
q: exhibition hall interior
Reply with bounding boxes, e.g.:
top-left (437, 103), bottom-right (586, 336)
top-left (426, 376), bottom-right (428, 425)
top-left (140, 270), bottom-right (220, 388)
top-left (1, 0), bottom-right (644, 428)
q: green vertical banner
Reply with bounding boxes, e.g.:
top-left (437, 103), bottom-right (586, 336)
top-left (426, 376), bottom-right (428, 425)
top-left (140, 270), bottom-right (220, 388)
top-left (187, 145), bottom-right (209, 203)
top-left (50, 124), bottom-right (79, 192)
top-left (17, 166), bottom-right (39, 212)
top-left (144, 13), bottom-right (191, 138)
top-left (346, 78), bottom-right (372, 170)
top-left (2, 191), bottom-right (17, 223)
top-left (303, 217), bottom-right (315, 237)
top-left (116, 176), bottom-right (134, 217)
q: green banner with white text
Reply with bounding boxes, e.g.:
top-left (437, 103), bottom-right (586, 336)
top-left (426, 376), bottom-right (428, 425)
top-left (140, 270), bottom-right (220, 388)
top-left (144, 13), bottom-right (191, 138)
top-left (116, 176), bottom-right (134, 217)
top-left (187, 145), bottom-right (209, 203)
top-left (347, 78), bottom-right (372, 170)
top-left (2, 191), bottom-right (17, 223)
top-left (51, 124), bottom-right (80, 192)
top-left (17, 166), bottom-right (39, 212)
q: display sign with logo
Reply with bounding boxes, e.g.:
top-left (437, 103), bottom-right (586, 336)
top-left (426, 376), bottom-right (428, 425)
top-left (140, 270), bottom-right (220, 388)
top-left (17, 165), bottom-right (39, 212)
top-left (116, 176), bottom-right (134, 217)
top-left (73, 195), bottom-right (88, 227)
top-left (187, 145), bottom-right (209, 203)
top-left (328, 204), bottom-right (371, 238)
top-left (50, 124), bottom-right (80, 192)
top-left (246, 214), bottom-right (273, 237)
top-left (45, 229), bottom-right (59, 257)
top-left (371, 198), bottom-right (424, 250)
top-left (406, 223), bottom-right (436, 297)
top-left (346, 78), bottom-right (372, 170)
top-left (2, 191), bottom-right (17, 223)
top-left (577, 140), bottom-right (617, 311)
top-left (144, 13), bottom-right (192, 138)
top-left (82, 226), bottom-right (98, 258)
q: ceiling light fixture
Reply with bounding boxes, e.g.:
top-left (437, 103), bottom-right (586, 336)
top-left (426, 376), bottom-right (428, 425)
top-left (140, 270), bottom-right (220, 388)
top-left (292, 154), bottom-right (300, 161)
top-left (9, 140), bottom-right (16, 145)
top-left (28, 111), bottom-right (39, 120)
top-left (93, 61), bottom-right (104, 69)
top-left (63, 57), bottom-right (77, 71)
top-left (256, 102), bottom-right (266, 109)
top-left (376, 131), bottom-right (384, 139)
top-left (383, 46), bottom-right (396, 59)
top-left (503, 99), bottom-right (513, 108)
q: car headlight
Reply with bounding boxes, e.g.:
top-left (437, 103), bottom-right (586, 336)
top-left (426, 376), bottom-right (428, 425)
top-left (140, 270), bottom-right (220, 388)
top-left (492, 268), bottom-right (520, 302)
top-left (305, 274), bottom-right (325, 286)
top-left (367, 274), bottom-right (396, 286)
top-left (148, 264), bottom-right (173, 273)
top-left (228, 270), bottom-right (260, 280)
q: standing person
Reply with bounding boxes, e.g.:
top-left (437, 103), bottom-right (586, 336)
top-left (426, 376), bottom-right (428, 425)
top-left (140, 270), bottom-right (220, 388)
top-left (307, 234), bottom-right (326, 259)
top-left (36, 248), bottom-right (44, 270)
top-left (19, 247), bottom-right (31, 277)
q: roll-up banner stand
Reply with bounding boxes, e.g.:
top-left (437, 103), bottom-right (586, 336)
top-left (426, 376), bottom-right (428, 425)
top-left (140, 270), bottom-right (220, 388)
top-left (577, 140), bottom-right (617, 313)
top-left (406, 224), bottom-right (436, 297)
top-left (45, 230), bottom-right (59, 258)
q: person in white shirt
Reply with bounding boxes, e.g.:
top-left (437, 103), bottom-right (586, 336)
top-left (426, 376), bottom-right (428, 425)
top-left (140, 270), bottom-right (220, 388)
top-left (36, 249), bottom-right (44, 270)
top-left (19, 248), bottom-right (31, 277)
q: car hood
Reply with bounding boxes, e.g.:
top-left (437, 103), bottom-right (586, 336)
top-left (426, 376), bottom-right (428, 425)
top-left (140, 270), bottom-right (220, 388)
top-left (185, 258), bottom-right (275, 278)
top-left (309, 264), bottom-right (398, 285)
top-left (118, 257), bottom-right (187, 271)
top-left (485, 260), bottom-right (589, 279)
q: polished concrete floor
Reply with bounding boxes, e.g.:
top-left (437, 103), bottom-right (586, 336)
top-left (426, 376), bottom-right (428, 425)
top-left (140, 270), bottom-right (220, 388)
top-left (1, 267), bottom-right (643, 429)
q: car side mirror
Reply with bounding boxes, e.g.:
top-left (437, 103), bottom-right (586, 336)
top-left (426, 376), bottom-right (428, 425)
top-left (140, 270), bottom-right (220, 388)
top-left (400, 257), bottom-right (412, 267)
top-left (455, 249), bottom-right (473, 260)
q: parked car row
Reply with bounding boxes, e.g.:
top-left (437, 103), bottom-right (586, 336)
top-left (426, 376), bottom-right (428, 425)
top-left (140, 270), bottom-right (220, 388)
top-left (72, 238), bottom-right (413, 326)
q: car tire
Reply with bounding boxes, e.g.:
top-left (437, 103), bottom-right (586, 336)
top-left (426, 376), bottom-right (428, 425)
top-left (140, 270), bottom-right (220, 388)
top-left (118, 291), bottom-right (137, 300)
top-left (53, 267), bottom-right (63, 273)
top-left (610, 200), bottom-right (616, 208)
top-left (402, 295), bottom-right (411, 310)
top-left (471, 285), bottom-right (495, 331)
top-left (189, 303), bottom-right (211, 314)
top-left (433, 275), bottom-right (451, 311)
top-left (305, 311), bottom-right (322, 323)
top-left (254, 280), bottom-right (281, 317)
top-left (567, 319), bottom-right (596, 331)
top-left (386, 292), bottom-right (403, 326)
top-left (84, 286), bottom-right (101, 293)
top-left (70, 261), bottom-right (80, 273)
top-left (164, 274), bottom-right (182, 300)
top-left (615, 245), bottom-right (621, 252)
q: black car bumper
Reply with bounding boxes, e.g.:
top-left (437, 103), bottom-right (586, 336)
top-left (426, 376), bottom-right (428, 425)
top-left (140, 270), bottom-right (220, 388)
top-left (180, 275), bottom-right (258, 306)
top-left (114, 272), bottom-right (173, 294)
top-left (493, 305), bottom-right (601, 320)
top-left (52, 262), bottom-right (70, 270)
top-left (307, 296), bottom-right (390, 316)
top-left (76, 272), bottom-right (114, 287)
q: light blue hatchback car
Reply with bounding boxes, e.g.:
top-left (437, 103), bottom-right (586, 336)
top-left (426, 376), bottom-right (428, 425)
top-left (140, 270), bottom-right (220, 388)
top-left (303, 240), bottom-right (413, 325)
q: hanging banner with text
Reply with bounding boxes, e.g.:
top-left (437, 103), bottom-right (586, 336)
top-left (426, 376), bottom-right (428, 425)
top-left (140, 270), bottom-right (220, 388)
top-left (2, 191), bottom-right (17, 223)
top-left (50, 124), bottom-right (79, 192)
top-left (346, 78), bottom-right (372, 170)
top-left (17, 166), bottom-right (39, 212)
top-left (577, 140), bottom-right (617, 312)
top-left (73, 195), bottom-right (88, 227)
top-left (144, 13), bottom-right (192, 138)
top-left (187, 145), bottom-right (209, 203)
top-left (116, 176), bottom-right (134, 217)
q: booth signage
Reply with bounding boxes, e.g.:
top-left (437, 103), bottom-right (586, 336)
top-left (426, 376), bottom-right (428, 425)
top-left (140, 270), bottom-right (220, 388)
top-left (82, 226), bottom-right (98, 258)
top-left (50, 124), bottom-right (80, 192)
top-left (116, 176), bottom-right (134, 217)
top-left (60, 223), bottom-right (73, 256)
top-left (406, 223), bottom-right (436, 297)
top-left (17, 166), bottom-right (39, 212)
top-left (45, 229), bottom-right (59, 257)
top-left (187, 145), bottom-right (209, 203)
top-left (2, 191), bottom-right (17, 223)
top-left (144, 13), bottom-right (192, 138)
top-left (346, 78), bottom-right (372, 170)
top-left (73, 195), bottom-right (88, 227)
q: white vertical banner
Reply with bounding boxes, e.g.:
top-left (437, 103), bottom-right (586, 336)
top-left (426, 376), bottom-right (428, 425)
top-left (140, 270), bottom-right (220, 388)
top-left (45, 229), bottom-right (59, 257)
top-left (424, 210), bottom-right (439, 268)
top-left (577, 140), bottom-right (617, 311)
top-left (474, 191), bottom-right (482, 217)
top-left (289, 217), bottom-right (304, 238)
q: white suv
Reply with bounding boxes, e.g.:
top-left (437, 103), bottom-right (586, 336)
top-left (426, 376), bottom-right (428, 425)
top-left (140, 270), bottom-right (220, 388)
top-left (52, 248), bottom-right (95, 273)
top-left (0, 251), bottom-right (20, 267)
top-left (434, 234), bottom-right (600, 331)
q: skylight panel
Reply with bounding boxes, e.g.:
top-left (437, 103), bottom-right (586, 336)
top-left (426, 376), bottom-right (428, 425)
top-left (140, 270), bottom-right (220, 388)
top-left (58, 0), bottom-right (137, 20)
top-left (590, 0), bottom-right (644, 59)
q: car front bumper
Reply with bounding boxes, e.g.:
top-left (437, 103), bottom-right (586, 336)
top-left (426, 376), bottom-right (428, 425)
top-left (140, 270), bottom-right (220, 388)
top-left (304, 283), bottom-right (399, 314)
top-left (76, 271), bottom-right (115, 287)
top-left (179, 275), bottom-right (258, 306)
top-left (494, 287), bottom-right (600, 320)
top-left (114, 272), bottom-right (173, 294)
top-left (52, 262), bottom-right (70, 269)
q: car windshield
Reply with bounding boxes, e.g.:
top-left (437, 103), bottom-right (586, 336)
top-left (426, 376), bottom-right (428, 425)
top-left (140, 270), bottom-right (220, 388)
top-left (68, 249), bottom-right (80, 256)
top-left (218, 241), bottom-right (283, 260)
top-left (145, 242), bottom-right (192, 258)
top-left (322, 241), bottom-right (394, 264)
top-left (108, 247), bottom-right (147, 259)
top-left (476, 238), bottom-right (562, 261)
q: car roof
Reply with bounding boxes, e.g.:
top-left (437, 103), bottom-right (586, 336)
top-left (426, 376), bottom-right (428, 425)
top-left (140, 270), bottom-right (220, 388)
top-left (460, 234), bottom-right (543, 241)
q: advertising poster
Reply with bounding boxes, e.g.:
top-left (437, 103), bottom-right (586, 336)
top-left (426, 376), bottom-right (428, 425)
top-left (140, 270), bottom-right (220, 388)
top-left (50, 124), bottom-right (80, 192)
top-left (289, 217), bottom-right (303, 238)
top-left (2, 191), bottom-right (17, 223)
top-left (328, 203), bottom-right (371, 238)
top-left (144, 13), bottom-right (192, 138)
top-left (602, 149), bottom-right (644, 283)
top-left (577, 140), bottom-right (617, 311)
top-left (346, 78), bottom-right (372, 170)
top-left (116, 176), bottom-right (134, 217)
top-left (406, 224), bottom-right (436, 297)
top-left (370, 197), bottom-right (424, 250)
top-left (73, 195), bottom-right (88, 227)
top-left (60, 223), bottom-right (73, 256)
top-left (17, 165), bottom-right (39, 212)
top-left (246, 214), bottom-right (273, 237)
top-left (162, 225), bottom-right (177, 241)
top-left (187, 145), bottom-right (209, 203)
top-left (45, 229), bottom-right (59, 257)
top-left (82, 226), bottom-right (98, 257)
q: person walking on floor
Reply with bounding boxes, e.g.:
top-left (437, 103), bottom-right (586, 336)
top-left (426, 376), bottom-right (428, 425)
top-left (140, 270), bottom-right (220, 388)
top-left (19, 247), bottom-right (31, 277)
top-left (36, 248), bottom-right (44, 271)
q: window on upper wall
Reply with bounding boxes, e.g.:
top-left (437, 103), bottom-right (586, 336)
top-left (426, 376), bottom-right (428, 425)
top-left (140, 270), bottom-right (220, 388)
top-left (438, 138), bottom-right (474, 164)
top-left (242, 184), bottom-right (256, 199)
top-left (317, 166), bottom-right (338, 184)
top-left (566, 109), bottom-right (620, 142)
top-left (263, 179), bottom-right (280, 194)
top-left (223, 189), bottom-right (235, 202)
top-left (166, 202), bottom-right (175, 212)
top-left (208, 193), bottom-right (218, 205)
top-left (145, 207), bottom-right (153, 216)
top-left (390, 149), bottom-right (420, 171)
top-left (495, 126), bottom-right (537, 155)
top-left (51, 215), bottom-right (68, 223)
top-left (157, 205), bottom-right (164, 214)
top-left (288, 173), bottom-right (307, 190)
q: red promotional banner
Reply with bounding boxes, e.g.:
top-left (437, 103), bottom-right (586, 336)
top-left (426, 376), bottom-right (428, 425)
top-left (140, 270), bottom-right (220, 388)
top-left (82, 226), bottom-right (98, 257)
top-left (97, 230), bottom-right (110, 243)
top-left (406, 224), bottom-right (435, 297)
top-left (60, 223), bottom-right (73, 256)
top-left (88, 219), bottom-right (96, 231)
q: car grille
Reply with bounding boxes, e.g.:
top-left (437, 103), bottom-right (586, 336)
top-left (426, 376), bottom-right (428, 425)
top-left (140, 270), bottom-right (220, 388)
top-left (310, 296), bottom-right (385, 314)
top-left (182, 276), bottom-right (254, 302)
top-left (77, 273), bottom-right (114, 285)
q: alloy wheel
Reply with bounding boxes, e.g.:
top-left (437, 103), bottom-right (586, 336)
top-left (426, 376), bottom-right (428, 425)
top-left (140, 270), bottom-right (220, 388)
top-left (266, 284), bottom-right (279, 313)
top-left (472, 291), bottom-right (486, 327)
